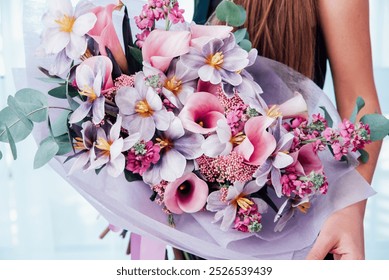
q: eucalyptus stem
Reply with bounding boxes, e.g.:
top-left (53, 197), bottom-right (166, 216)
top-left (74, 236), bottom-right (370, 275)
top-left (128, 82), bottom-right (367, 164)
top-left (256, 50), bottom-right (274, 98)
top-left (48, 106), bottom-right (73, 112)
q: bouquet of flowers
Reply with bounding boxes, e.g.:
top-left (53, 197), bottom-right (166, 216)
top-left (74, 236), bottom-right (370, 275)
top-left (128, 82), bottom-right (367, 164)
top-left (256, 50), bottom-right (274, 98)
top-left (1, 0), bottom-right (388, 259)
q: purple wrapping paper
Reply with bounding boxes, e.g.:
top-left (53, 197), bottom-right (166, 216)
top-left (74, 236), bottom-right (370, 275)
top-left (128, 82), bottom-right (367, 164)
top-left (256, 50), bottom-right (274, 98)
top-left (20, 0), bottom-right (375, 259)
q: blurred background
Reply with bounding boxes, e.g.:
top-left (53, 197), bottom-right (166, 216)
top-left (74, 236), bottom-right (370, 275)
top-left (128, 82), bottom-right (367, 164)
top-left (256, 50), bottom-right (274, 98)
top-left (0, 0), bottom-right (388, 259)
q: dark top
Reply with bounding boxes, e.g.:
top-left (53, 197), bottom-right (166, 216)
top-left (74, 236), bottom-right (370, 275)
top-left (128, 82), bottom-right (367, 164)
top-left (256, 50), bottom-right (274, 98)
top-left (193, 0), bottom-right (328, 89)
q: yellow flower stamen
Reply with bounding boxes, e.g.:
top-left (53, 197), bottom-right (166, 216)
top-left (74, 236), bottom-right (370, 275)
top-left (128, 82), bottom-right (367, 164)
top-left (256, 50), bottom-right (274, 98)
top-left (230, 132), bottom-right (246, 145)
top-left (266, 105), bottom-right (283, 119)
top-left (164, 76), bottom-right (183, 96)
top-left (81, 48), bottom-right (93, 61)
top-left (156, 137), bottom-right (173, 151)
top-left (95, 137), bottom-right (112, 157)
top-left (79, 85), bottom-right (97, 102)
top-left (135, 100), bottom-right (154, 118)
top-left (206, 52), bottom-right (224, 70)
top-left (55, 15), bottom-right (76, 33)
top-left (236, 196), bottom-right (254, 211)
top-left (236, 69), bottom-right (243, 74)
top-left (198, 121), bottom-right (204, 127)
top-left (297, 202), bottom-right (311, 214)
top-left (73, 137), bottom-right (85, 150)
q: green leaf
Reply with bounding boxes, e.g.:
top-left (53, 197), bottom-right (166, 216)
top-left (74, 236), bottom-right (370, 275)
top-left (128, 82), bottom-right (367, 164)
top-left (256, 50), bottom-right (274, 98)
top-left (238, 39), bottom-right (252, 52)
top-left (0, 150), bottom-right (3, 160)
top-left (320, 106), bottom-right (334, 128)
top-left (48, 85), bottom-right (67, 99)
top-left (34, 136), bottom-right (59, 169)
top-left (52, 111), bottom-right (70, 137)
top-left (7, 95), bottom-right (33, 129)
top-left (358, 149), bottom-right (369, 164)
top-left (0, 107), bottom-right (34, 143)
top-left (216, 1), bottom-right (246, 27)
top-left (5, 126), bottom-right (17, 160)
top-left (360, 113), bottom-right (389, 141)
top-left (14, 88), bottom-right (48, 123)
top-left (124, 169), bottom-right (142, 182)
top-left (37, 77), bottom-right (66, 84)
top-left (350, 97), bottom-right (365, 123)
top-left (129, 46), bottom-right (143, 65)
top-left (54, 133), bottom-right (73, 156)
top-left (234, 28), bottom-right (247, 43)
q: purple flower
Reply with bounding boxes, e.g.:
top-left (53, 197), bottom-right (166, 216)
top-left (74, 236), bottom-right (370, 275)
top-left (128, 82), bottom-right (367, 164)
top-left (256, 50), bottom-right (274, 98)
top-left (206, 181), bottom-right (267, 231)
top-left (115, 72), bottom-right (173, 141)
top-left (180, 35), bottom-right (249, 86)
top-left (143, 118), bottom-right (204, 185)
top-left (89, 116), bottom-right (140, 177)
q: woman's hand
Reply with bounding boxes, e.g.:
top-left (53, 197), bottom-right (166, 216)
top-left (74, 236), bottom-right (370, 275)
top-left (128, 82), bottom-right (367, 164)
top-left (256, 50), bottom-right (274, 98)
top-left (306, 200), bottom-right (366, 260)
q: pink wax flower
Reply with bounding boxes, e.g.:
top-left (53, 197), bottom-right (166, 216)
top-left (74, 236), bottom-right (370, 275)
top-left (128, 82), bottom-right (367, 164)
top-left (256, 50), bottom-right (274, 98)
top-left (126, 140), bottom-right (161, 176)
top-left (136, 29), bottom-right (151, 48)
top-left (164, 173), bottom-right (209, 214)
top-left (142, 29), bottom-right (191, 72)
top-left (88, 4), bottom-right (128, 73)
top-left (168, 3), bottom-right (185, 24)
top-left (179, 91), bottom-right (225, 134)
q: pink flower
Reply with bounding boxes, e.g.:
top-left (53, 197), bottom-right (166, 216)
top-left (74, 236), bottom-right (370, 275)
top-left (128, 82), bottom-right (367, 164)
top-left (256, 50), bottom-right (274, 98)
top-left (135, 29), bottom-right (151, 48)
top-left (233, 202), bottom-right (263, 233)
top-left (179, 92), bottom-right (225, 134)
top-left (277, 92), bottom-right (308, 120)
top-left (88, 4), bottom-right (128, 73)
top-left (235, 116), bottom-right (276, 166)
top-left (142, 29), bottom-right (191, 72)
top-left (190, 24), bottom-right (233, 49)
top-left (168, 3), bottom-right (185, 24)
top-left (289, 143), bottom-right (323, 175)
top-left (126, 141), bottom-right (161, 175)
top-left (164, 173), bottom-right (209, 214)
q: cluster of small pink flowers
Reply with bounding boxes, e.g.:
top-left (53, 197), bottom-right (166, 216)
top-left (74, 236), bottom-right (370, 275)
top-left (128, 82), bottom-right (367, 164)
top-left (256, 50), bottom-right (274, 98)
top-left (162, 98), bottom-right (176, 111)
top-left (126, 140), bottom-right (161, 175)
top-left (217, 88), bottom-right (245, 113)
top-left (280, 167), bottom-right (328, 198)
top-left (151, 180), bottom-right (171, 214)
top-left (196, 152), bottom-right (257, 183)
top-left (226, 104), bottom-right (247, 135)
top-left (135, 0), bottom-right (185, 47)
top-left (103, 75), bottom-right (135, 100)
top-left (233, 202), bottom-right (263, 233)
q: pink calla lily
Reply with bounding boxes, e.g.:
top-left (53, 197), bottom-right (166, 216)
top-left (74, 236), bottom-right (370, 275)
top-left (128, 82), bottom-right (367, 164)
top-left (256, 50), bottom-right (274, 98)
top-left (277, 92), bottom-right (308, 120)
top-left (164, 173), bottom-right (209, 214)
top-left (235, 116), bottom-right (277, 166)
top-left (196, 80), bottom-right (221, 96)
top-left (178, 92), bottom-right (225, 134)
top-left (88, 4), bottom-right (128, 73)
top-left (142, 29), bottom-right (191, 72)
top-left (290, 143), bottom-right (323, 175)
top-left (190, 24), bottom-right (232, 49)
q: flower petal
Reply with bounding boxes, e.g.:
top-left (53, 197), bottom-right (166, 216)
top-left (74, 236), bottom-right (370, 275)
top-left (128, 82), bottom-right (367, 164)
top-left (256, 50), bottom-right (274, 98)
top-left (254, 160), bottom-right (272, 187)
top-left (72, 13), bottom-right (97, 36)
top-left (220, 205), bottom-right (237, 231)
top-left (160, 149), bottom-right (186, 182)
top-left (107, 153), bottom-right (125, 177)
top-left (206, 191), bottom-right (228, 212)
top-left (278, 92), bottom-right (308, 120)
top-left (69, 102), bottom-right (92, 123)
top-left (174, 133), bottom-right (204, 159)
top-left (273, 152), bottom-right (294, 169)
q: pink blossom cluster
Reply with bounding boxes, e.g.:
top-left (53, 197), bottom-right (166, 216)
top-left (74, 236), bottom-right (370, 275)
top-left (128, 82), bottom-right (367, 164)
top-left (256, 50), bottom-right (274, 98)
top-left (151, 181), bottom-right (172, 214)
top-left (126, 140), bottom-right (161, 175)
top-left (323, 120), bottom-right (371, 160)
top-left (135, 0), bottom-right (185, 47)
top-left (233, 202), bottom-right (263, 233)
top-left (103, 74), bottom-right (135, 101)
top-left (281, 166), bottom-right (328, 199)
top-left (196, 152), bottom-right (257, 183)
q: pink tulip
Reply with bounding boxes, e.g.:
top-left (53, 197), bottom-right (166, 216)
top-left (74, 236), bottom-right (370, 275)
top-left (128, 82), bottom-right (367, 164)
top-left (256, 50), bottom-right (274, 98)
top-left (235, 116), bottom-right (276, 166)
top-left (164, 173), bottom-right (209, 214)
top-left (289, 143), bottom-right (323, 175)
top-left (196, 80), bottom-right (221, 96)
top-left (88, 4), bottom-right (128, 73)
top-left (178, 92), bottom-right (225, 134)
top-left (190, 24), bottom-right (232, 49)
top-left (142, 29), bottom-right (191, 72)
top-left (277, 92), bottom-right (308, 120)
top-left (80, 56), bottom-right (114, 90)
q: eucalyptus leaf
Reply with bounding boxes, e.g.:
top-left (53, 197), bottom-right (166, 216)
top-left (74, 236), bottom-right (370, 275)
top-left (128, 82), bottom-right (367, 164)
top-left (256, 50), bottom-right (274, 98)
top-left (234, 28), bottom-right (247, 43)
top-left (5, 126), bottom-right (17, 160)
top-left (216, 1), bottom-right (246, 27)
top-left (360, 113), bottom-right (389, 141)
top-left (34, 136), bottom-right (59, 169)
top-left (48, 85), bottom-right (67, 99)
top-left (124, 169), bottom-right (142, 182)
top-left (37, 77), bottom-right (66, 84)
top-left (350, 96), bottom-right (365, 123)
top-left (7, 95), bottom-right (33, 128)
top-left (358, 149), bottom-right (369, 164)
top-left (55, 133), bottom-right (73, 156)
top-left (14, 88), bottom-right (48, 122)
top-left (0, 107), bottom-right (34, 143)
top-left (52, 111), bottom-right (70, 137)
top-left (319, 106), bottom-right (334, 128)
top-left (239, 39), bottom-right (252, 52)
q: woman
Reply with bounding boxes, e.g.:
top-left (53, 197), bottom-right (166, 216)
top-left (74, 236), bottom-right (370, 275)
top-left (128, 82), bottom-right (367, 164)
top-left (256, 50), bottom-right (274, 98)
top-left (200, 0), bottom-right (382, 260)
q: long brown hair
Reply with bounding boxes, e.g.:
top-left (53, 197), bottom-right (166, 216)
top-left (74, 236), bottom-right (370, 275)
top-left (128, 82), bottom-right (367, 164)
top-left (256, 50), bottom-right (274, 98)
top-left (235, 0), bottom-right (318, 79)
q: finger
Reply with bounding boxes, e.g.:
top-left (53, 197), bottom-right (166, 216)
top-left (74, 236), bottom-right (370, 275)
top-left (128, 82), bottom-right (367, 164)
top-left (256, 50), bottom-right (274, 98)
top-left (306, 234), bottom-right (335, 260)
